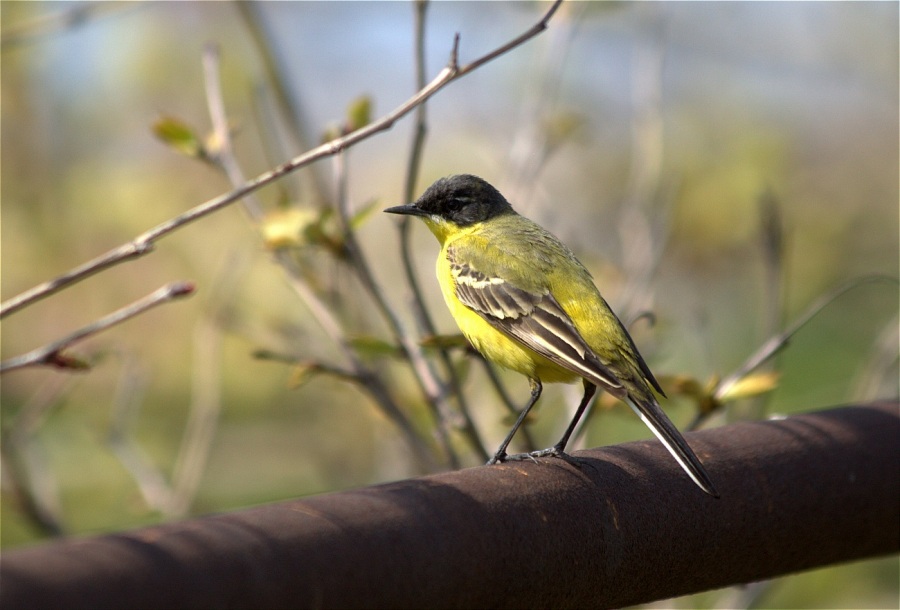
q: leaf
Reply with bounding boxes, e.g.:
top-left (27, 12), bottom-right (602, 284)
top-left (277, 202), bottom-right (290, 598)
top-left (252, 349), bottom-right (297, 364)
top-left (288, 362), bottom-right (322, 389)
top-left (320, 123), bottom-right (341, 143)
top-left (349, 336), bottom-right (404, 359)
top-left (47, 351), bottom-right (92, 371)
top-left (152, 116), bottom-right (204, 158)
top-left (349, 199), bottom-right (379, 230)
top-left (717, 371), bottom-right (780, 402)
top-left (657, 374), bottom-right (722, 416)
top-left (420, 334), bottom-right (471, 352)
top-left (346, 95), bottom-right (372, 132)
top-left (657, 374), bottom-right (709, 400)
top-left (542, 111), bottom-right (587, 149)
top-left (260, 208), bottom-right (322, 250)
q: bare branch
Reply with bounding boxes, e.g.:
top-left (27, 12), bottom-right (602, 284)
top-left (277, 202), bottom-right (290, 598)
top-left (200, 49), bottom-right (441, 470)
top-left (165, 313), bottom-right (223, 517)
top-left (202, 44), bottom-right (264, 223)
top-left (0, 282), bottom-right (195, 374)
top-left (0, 2), bottom-right (135, 49)
top-left (0, 375), bottom-right (77, 536)
top-left (394, 0), bottom-right (491, 463)
top-left (715, 274), bottom-right (898, 401)
top-left (0, 0), bottom-right (564, 319)
top-left (236, 1), bottom-right (332, 206)
top-left (106, 357), bottom-right (175, 513)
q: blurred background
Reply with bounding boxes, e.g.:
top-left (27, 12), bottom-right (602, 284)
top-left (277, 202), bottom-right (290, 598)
top-left (2, 2), bottom-right (897, 607)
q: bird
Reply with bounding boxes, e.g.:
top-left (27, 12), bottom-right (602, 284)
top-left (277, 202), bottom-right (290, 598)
top-left (384, 174), bottom-right (718, 497)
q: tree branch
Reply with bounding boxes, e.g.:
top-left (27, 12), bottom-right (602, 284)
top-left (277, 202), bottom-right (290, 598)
top-left (0, 282), bottom-right (195, 374)
top-left (0, 0), bottom-right (564, 319)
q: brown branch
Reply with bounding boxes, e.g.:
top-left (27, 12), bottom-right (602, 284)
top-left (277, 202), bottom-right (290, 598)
top-left (395, 0), bottom-right (490, 463)
top-left (201, 47), bottom-right (441, 470)
top-left (0, 2), bottom-right (134, 49)
top-left (714, 274), bottom-right (899, 400)
top-left (0, 0), bottom-right (564, 320)
top-left (0, 282), bottom-right (196, 374)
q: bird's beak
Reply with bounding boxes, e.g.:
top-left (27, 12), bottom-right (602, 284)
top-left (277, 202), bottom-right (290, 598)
top-left (384, 203), bottom-right (429, 217)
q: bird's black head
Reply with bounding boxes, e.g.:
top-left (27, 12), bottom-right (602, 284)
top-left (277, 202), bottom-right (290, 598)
top-left (384, 174), bottom-right (514, 227)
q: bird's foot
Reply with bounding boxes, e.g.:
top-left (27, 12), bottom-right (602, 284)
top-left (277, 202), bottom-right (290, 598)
top-left (488, 451), bottom-right (539, 464)
top-left (501, 446), bottom-right (564, 463)
top-left (488, 446), bottom-right (580, 466)
top-left (501, 451), bottom-right (540, 463)
top-left (511, 446), bottom-right (591, 469)
top-left (525, 446), bottom-right (563, 459)
top-left (486, 452), bottom-right (507, 465)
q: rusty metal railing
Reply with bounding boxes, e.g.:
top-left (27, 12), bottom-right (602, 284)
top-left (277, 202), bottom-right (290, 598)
top-left (2, 400), bottom-right (897, 609)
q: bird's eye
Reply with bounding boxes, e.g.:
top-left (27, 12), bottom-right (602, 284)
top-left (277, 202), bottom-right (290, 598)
top-left (448, 196), bottom-right (471, 210)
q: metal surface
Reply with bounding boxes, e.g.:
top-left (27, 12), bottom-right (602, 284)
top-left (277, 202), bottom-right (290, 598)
top-left (2, 401), bottom-right (898, 609)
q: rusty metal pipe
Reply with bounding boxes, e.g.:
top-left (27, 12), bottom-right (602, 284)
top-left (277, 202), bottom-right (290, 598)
top-left (2, 401), bottom-right (897, 609)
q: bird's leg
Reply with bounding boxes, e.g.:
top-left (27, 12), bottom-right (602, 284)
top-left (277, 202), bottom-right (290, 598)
top-left (525, 381), bottom-right (597, 459)
top-left (487, 378), bottom-right (542, 464)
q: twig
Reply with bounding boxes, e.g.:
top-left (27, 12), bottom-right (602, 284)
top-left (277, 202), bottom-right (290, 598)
top-left (0, 375), bottom-right (76, 536)
top-left (0, 0), bottom-right (564, 319)
top-left (252, 350), bottom-right (358, 383)
top-left (201, 44), bottom-right (368, 360)
top-left (202, 45), bottom-right (263, 224)
top-left (852, 315), bottom-right (900, 400)
top-left (0, 2), bottom-right (135, 49)
top-left (165, 313), bottom-right (223, 517)
top-left (503, 0), bottom-right (579, 205)
top-left (758, 188), bottom-right (786, 338)
top-left (0, 282), bottom-right (196, 374)
top-left (740, 189), bottom-right (787, 421)
top-left (0, 446), bottom-right (65, 537)
top-left (397, 0), bottom-right (432, 325)
top-left (395, 0), bottom-right (490, 463)
top-left (106, 356), bottom-right (175, 513)
top-left (402, 0), bottom-right (430, 206)
top-left (235, 1), bottom-right (331, 206)
top-left (683, 273), bottom-right (899, 432)
top-left (333, 148), bottom-right (460, 467)
top-left (201, 48), bottom-right (440, 470)
top-left (615, 13), bottom-right (669, 320)
top-left (715, 274), bottom-right (898, 400)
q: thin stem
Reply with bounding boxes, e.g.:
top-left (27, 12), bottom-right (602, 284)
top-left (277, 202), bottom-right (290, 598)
top-left (0, 375), bottom-right (75, 535)
top-left (715, 274), bottom-right (898, 401)
top-left (0, 2), bottom-right (135, 49)
top-left (396, 0), bottom-right (489, 463)
top-left (235, 2), bottom-right (331, 206)
top-left (0, 0), bottom-right (564, 319)
top-left (202, 44), bottom-right (264, 223)
top-left (166, 314), bottom-right (224, 517)
top-left (202, 49), bottom-right (439, 470)
top-left (0, 282), bottom-right (195, 373)
top-left (333, 151), bottom-right (459, 467)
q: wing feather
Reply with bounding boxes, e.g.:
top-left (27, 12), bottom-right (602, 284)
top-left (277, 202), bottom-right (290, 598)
top-left (449, 248), bottom-right (623, 392)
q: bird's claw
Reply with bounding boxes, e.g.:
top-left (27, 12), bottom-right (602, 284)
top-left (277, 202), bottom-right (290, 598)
top-left (502, 451), bottom-right (540, 463)
top-left (486, 453), bottom-right (505, 465)
top-left (488, 446), bottom-right (567, 465)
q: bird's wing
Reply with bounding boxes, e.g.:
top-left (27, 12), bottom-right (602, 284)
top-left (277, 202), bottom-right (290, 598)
top-left (448, 243), bottom-right (719, 497)
top-left (447, 247), bottom-right (624, 393)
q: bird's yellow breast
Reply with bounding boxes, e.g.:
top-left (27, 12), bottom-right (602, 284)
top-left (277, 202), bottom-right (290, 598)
top-left (431, 219), bottom-right (580, 385)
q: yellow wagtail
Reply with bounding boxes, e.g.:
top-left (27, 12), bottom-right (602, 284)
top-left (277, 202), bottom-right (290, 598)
top-left (385, 174), bottom-right (717, 497)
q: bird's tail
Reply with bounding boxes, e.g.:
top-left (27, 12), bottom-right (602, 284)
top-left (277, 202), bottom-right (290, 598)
top-left (624, 395), bottom-right (719, 497)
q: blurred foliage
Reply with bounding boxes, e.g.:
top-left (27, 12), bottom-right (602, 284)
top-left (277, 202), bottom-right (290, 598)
top-left (1, 2), bottom-right (897, 608)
